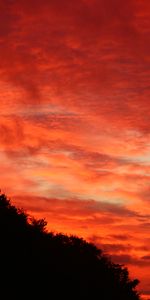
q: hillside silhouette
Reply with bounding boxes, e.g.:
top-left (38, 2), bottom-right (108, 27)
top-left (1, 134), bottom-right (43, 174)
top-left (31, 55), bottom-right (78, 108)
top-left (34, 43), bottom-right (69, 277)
top-left (0, 193), bottom-right (141, 299)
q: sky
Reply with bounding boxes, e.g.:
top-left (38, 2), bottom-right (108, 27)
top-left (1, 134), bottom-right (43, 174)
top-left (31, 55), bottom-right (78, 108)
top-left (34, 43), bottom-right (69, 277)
top-left (0, 0), bottom-right (150, 298)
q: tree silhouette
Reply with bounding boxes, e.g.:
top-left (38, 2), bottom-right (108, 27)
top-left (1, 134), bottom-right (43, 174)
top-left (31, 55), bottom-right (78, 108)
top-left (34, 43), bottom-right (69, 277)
top-left (0, 193), bottom-right (141, 299)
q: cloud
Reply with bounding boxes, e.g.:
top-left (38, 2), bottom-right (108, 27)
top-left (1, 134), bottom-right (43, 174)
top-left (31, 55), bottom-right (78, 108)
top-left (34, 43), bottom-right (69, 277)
top-left (110, 254), bottom-right (149, 267)
top-left (0, 0), bottom-right (149, 123)
top-left (141, 255), bottom-right (150, 260)
top-left (109, 234), bottom-right (132, 241)
top-left (12, 195), bottom-right (145, 219)
top-left (97, 243), bottom-right (132, 253)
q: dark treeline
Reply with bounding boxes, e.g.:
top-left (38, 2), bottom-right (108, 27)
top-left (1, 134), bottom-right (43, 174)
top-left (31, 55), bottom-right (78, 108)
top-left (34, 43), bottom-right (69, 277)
top-left (0, 193), bottom-right (141, 299)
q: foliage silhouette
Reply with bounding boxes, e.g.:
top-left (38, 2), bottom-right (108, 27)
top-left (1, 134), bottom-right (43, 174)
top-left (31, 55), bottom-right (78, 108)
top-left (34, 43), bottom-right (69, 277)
top-left (0, 193), bottom-right (141, 299)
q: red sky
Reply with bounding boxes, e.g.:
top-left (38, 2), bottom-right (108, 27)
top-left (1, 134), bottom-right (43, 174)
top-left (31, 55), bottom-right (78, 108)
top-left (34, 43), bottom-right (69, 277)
top-left (0, 0), bottom-right (150, 298)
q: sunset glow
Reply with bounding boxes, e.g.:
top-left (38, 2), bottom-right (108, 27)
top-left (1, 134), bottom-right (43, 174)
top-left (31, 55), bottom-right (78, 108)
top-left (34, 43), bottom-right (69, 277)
top-left (0, 0), bottom-right (150, 298)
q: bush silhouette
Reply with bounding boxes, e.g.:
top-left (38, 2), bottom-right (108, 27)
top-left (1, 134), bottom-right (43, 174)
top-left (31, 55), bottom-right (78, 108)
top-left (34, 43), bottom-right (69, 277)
top-left (0, 193), bottom-right (141, 299)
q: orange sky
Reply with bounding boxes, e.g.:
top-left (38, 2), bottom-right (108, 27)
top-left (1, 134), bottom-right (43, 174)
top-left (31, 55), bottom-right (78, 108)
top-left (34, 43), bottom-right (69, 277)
top-left (0, 0), bottom-right (150, 298)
